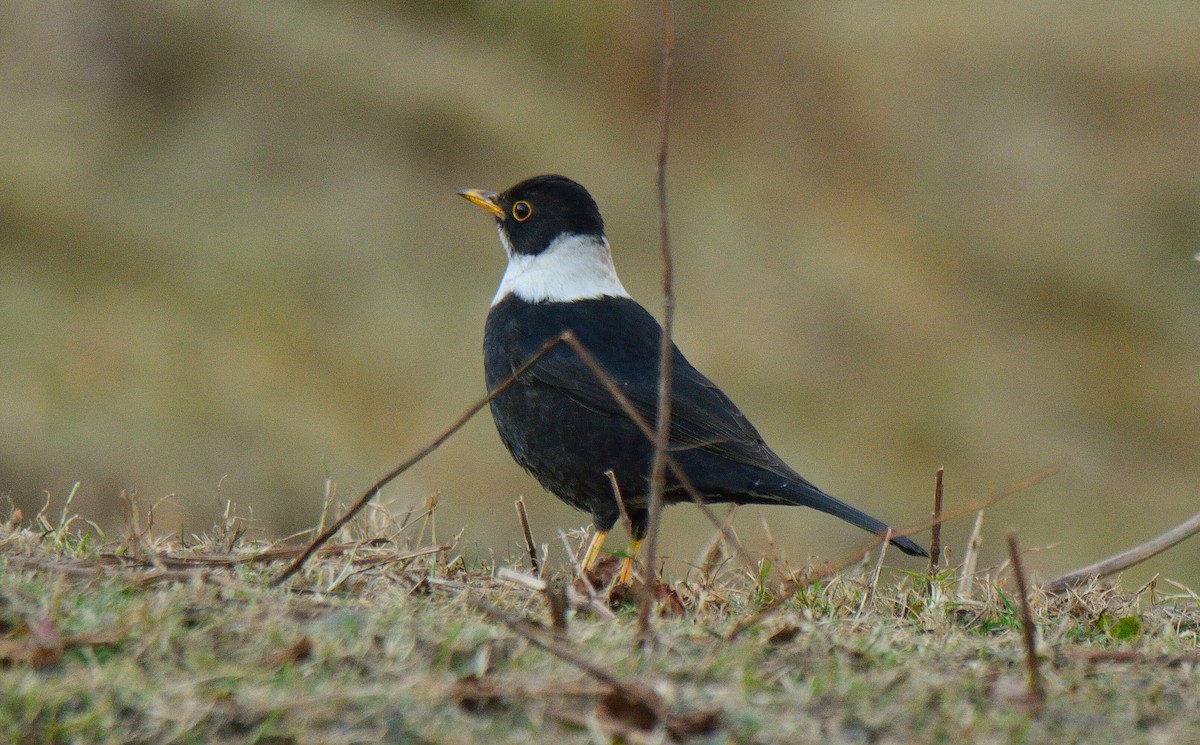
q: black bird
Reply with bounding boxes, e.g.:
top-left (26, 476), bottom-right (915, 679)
top-left (460, 175), bottom-right (927, 580)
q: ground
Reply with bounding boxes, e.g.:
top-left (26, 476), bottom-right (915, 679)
top-left (0, 501), bottom-right (1197, 744)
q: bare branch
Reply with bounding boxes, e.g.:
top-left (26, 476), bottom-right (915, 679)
top-left (1043, 511), bottom-right (1200, 594)
top-left (639, 0), bottom-right (676, 643)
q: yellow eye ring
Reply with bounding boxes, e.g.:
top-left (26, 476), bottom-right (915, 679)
top-left (512, 201), bottom-right (533, 222)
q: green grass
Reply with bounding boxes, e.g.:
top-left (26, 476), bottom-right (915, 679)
top-left (1, 502), bottom-right (1198, 744)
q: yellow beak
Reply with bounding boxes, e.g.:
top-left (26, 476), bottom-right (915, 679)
top-left (457, 188), bottom-right (504, 219)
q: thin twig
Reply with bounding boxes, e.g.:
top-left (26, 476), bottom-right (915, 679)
top-left (471, 597), bottom-right (663, 715)
top-left (316, 474), bottom-right (336, 537)
top-left (99, 541), bottom-right (416, 568)
top-left (472, 597), bottom-right (707, 740)
top-left (698, 506), bottom-right (738, 582)
top-left (514, 496), bottom-right (540, 574)
top-left (272, 332), bottom-right (573, 585)
top-left (416, 493), bottom-right (438, 547)
top-left (1007, 531), bottom-right (1045, 712)
top-left (472, 598), bottom-right (625, 689)
top-left (545, 580), bottom-right (569, 635)
top-left (638, 0), bottom-right (676, 645)
top-left (758, 510), bottom-right (790, 584)
top-left (1043, 511), bottom-right (1200, 594)
top-left (856, 530), bottom-right (890, 620)
top-left (1060, 647), bottom-right (1200, 667)
top-left (605, 470), bottom-right (635, 551)
top-left (558, 530), bottom-right (605, 611)
top-left (120, 489), bottom-right (146, 560)
top-left (928, 467), bottom-right (944, 574)
top-left (339, 543), bottom-right (453, 584)
top-left (558, 530), bottom-right (588, 579)
top-left (3, 555), bottom-right (239, 588)
top-left (958, 510), bottom-right (985, 598)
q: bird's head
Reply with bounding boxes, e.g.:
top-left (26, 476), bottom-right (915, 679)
top-left (458, 174), bottom-right (604, 257)
top-left (459, 175), bottom-right (628, 305)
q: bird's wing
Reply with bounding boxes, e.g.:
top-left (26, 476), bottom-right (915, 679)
top-left (515, 298), bottom-right (792, 473)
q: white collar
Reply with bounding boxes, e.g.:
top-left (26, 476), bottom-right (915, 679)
top-left (492, 232), bottom-right (631, 306)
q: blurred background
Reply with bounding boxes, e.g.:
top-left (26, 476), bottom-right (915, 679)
top-left (2, 2), bottom-right (1198, 585)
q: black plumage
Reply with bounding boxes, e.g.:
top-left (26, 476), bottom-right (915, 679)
top-left (461, 175), bottom-right (927, 565)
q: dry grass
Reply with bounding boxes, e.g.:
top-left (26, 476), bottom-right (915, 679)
top-left (1, 499), bottom-right (1198, 744)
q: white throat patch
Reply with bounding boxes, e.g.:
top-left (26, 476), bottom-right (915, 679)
top-left (491, 232), bottom-right (631, 306)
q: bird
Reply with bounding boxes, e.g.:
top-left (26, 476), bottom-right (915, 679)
top-left (459, 175), bottom-right (927, 582)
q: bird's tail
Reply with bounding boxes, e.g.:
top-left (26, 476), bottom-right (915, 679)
top-left (753, 478), bottom-right (929, 558)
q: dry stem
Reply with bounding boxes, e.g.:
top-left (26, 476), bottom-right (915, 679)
top-left (1007, 531), bottom-right (1045, 712)
top-left (638, 0), bottom-right (676, 645)
top-left (514, 496), bottom-right (539, 575)
top-left (1043, 511), bottom-right (1200, 594)
top-left (928, 467), bottom-right (944, 574)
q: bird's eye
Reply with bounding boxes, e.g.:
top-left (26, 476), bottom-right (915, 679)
top-left (512, 201), bottom-right (532, 222)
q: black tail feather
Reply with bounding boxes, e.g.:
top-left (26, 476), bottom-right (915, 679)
top-left (753, 478), bottom-right (929, 558)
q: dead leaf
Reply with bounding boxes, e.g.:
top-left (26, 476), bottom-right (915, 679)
top-left (0, 617), bottom-right (65, 669)
top-left (596, 686), bottom-right (662, 733)
top-left (765, 624), bottom-right (801, 645)
top-left (666, 708), bottom-right (723, 739)
top-left (30, 617), bottom-right (64, 669)
top-left (594, 576), bottom-right (687, 617)
top-left (655, 582), bottom-right (686, 617)
top-left (260, 635), bottom-right (313, 667)
top-left (453, 674), bottom-right (507, 713)
top-left (604, 580), bottom-right (635, 606)
top-left (3, 507), bottom-right (21, 533)
top-left (577, 554), bottom-right (622, 591)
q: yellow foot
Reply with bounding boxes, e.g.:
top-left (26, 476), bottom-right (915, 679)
top-left (616, 557), bottom-right (634, 584)
top-left (581, 529), bottom-right (608, 573)
top-left (616, 538), bottom-right (642, 584)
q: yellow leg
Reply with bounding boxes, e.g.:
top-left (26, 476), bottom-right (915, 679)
top-left (581, 529), bottom-right (608, 572)
top-left (616, 538), bottom-right (642, 584)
